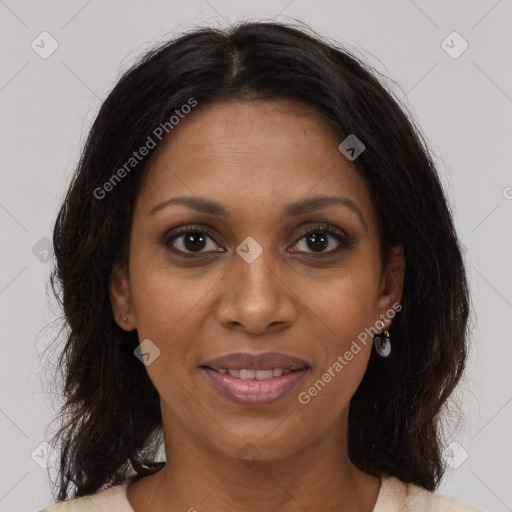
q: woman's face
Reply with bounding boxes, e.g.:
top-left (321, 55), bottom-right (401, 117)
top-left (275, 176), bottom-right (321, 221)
top-left (110, 99), bottom-right (404, 462)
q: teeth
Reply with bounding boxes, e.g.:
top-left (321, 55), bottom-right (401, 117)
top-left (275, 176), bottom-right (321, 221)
top-left (239, 369), bottom-right (256, 380)
top-left (254, 369), bottom-right (274, 380)
top-left (217, 368), bottom-right (293, 380)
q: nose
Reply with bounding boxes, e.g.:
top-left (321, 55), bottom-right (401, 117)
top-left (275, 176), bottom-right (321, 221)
top-left (215, 249), bottom-right (297, 335)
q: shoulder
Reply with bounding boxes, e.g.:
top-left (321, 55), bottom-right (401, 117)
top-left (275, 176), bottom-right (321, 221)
top-left (376, 475), bottom-right (483, 512)
top-left (39, 483), bottom-right (132, 512)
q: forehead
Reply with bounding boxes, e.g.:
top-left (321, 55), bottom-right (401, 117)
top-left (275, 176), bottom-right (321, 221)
top-left (136, 99), bottom-right (376, 226)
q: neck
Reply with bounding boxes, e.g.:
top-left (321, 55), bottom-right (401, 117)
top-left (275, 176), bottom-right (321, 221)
top-left (127, 413), bottom-right (381, 512)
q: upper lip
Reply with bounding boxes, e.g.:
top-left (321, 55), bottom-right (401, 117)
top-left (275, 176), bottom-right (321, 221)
top-left (201, 352), bottom-right (310, 371)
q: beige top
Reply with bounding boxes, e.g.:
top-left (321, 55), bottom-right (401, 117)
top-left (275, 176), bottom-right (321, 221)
top-left (40, 474), bottom-right (483, 511)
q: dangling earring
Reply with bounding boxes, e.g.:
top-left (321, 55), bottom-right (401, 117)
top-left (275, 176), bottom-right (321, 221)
top-left (374, 326), bottom-right (391, 357)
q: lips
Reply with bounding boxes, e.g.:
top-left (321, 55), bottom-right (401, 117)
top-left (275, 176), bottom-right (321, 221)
top-left (201, 352), bottom-right (310, 371)
top-left (202, 367), bottom-right (308, 406)
top-left (200, 352), bottom-right (310, 407)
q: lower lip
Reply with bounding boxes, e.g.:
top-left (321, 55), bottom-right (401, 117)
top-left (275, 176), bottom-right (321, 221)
top-left (202, 367), bottom-right (308, 407)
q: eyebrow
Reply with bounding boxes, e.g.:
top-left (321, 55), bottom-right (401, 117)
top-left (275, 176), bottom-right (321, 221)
top-left (149, 194), bottom-right (366, 229)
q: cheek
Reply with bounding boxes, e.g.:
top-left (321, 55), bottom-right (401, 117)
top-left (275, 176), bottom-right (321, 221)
top-left (307, 258), bottom-right (381, 348)
top-left (322, 286), bottom-right (379, 352)
top-left (299, 250), bottom-right (381, 390)
top-left (127, 260), bottom-right (209, 398)
top-left (312, 288), bottom-right (376, 385)
top-left (298, 284), bottom-right (377, 418)
top-left (128, 246), bottom-right (219, 340)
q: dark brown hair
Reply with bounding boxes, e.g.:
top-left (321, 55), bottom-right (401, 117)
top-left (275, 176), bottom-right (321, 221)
top-left (47, 20), bottom-right (470, 501)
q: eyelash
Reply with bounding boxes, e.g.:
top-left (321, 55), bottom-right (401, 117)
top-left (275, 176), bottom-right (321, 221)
top-left (161, 223), bottom-right (353, 258)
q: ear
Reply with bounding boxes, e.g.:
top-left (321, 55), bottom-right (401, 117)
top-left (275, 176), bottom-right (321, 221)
top-left (376, 245), bottom-right (405, 326)
top-left (109, 263), bottom-right (135, 331)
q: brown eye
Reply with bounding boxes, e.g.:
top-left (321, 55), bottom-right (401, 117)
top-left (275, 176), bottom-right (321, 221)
top-left (289, 224), bottom-right (353, 255)
top-left (181, 232), bottom-right (207, 252)
top-left (303, 232), bottom-right (329, 252)
top-left (162, 226), bottom-right (223, 255)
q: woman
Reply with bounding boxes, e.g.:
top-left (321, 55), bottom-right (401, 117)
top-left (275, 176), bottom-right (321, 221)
top-left (41, 20), bottom-right (481, 511)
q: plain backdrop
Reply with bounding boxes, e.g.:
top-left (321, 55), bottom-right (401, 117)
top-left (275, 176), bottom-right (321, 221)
top-left (0, 1), bottom-right (511, 511)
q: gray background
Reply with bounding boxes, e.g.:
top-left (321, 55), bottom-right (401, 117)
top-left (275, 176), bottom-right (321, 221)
top-left (0, 1), bottom-right (511, 510)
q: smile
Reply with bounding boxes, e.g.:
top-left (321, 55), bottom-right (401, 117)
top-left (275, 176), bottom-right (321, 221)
top-left (210, 368), bottom-right (293, 379)
top-left (201, 365), bottom-right (309, 407)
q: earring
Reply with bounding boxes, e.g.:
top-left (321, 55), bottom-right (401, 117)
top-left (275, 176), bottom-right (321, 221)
top-left (373, 328), bottom-right (391, 357)
top-left (122, 316), bottom-right (128, 323)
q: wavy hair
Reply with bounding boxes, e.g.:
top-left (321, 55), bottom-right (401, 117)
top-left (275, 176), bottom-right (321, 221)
top-left (47, 20), bottom-right (470, 501)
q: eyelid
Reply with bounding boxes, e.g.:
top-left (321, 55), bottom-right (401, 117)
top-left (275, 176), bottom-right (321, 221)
top-left (293, 223), bottom-right (351, 245)
top-left (160, 224), bottom-right (224, 254)
top-left (161, 222), bottom-right (354, 256)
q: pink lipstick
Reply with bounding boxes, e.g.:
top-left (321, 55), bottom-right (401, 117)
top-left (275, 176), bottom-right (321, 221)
top-left (200, 352), bottom-right (310, 407)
